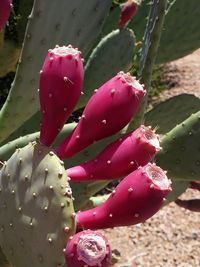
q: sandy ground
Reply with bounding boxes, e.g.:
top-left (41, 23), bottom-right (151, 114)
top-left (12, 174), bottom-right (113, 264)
top-left (103, 49), bottom-right (200, 267)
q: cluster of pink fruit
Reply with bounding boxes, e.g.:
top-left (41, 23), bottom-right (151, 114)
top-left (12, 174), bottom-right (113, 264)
top-left (1, 1), bottom-right (171, 266)
top-left (38, 44), bottom-right (172, 267)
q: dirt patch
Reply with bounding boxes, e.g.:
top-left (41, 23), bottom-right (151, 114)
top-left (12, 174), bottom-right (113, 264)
top-left (104, 49), bottom-right (200, 267)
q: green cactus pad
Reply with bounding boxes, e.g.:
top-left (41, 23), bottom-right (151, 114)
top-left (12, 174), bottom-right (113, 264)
top-left (0, 142), bottom-right (76, 267)
top-left (0, 123), bottom-right (76, 161)
top-left (79, 28), bottom-right (135, 108)
top-left (86, 193), bottom-right (111, 209)
top-left (145, 94), bottom-right (200, 134)
top-left (164, 180), bottom-right (189, 205)
top-left (102, 0), bottom-right (200, 64)
top-left (157, 0), bottom-right (200, 63)
top-left (1, 112), bottom-right (41, 145)
top-left (0, 0), bottom-right (112, 143)
top-left (71, 181), bottom-right (109, 211)
top-left (16, 0), bottom-right (34, 45)
top-left (156, 111), bottom-right (200, 181)
top-left (101, 3), bottom-right (148, 41)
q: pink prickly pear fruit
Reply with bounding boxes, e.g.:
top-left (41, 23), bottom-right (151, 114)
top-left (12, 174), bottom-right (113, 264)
top-left (119, 0), bottom-right (138, 29)
top-left (175, 199), bottom-right (200, 212)
top-left (39, 45), bottom-right (84, 146)
top-left (67, 125), bottom-right (161, 181)
top-left (77, 163), bottom-right (171, 230)
top-left (0, 0), bottom-right (12, 30)
top-left (65, 230), bottom-right (112, 267)
top-left (56, 72), bottom-right (146, 159)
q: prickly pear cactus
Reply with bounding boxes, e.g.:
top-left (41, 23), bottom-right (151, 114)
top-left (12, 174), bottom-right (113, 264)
top-left (0, 141), bottom-right (76, 267)
top-left (0, 0), bottom-right (112, 144)
top-left (145, 94), bottom-right (200, 135)
top-left (156, 111), bottom-right (200, 181)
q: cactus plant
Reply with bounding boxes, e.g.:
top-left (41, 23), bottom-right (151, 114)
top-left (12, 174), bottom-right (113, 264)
top-left (0, 123), bottom-right (76, 161)
top-left (156, 111), bottom-right (200, 181)
top-left (0, 42), bottom-right (172, 266)
top-left (0, 0), bottom-right (112, 144)
top-left (80, 28), bottom-right (136, 109)
top-left (1, 0), bottom-right (200, 265)
top-left (145, 94), bottom-right (200, 134)
top-left (0, 142), bottom-right (76, 267)
top-left (102, 0), bottom-right (200, 64)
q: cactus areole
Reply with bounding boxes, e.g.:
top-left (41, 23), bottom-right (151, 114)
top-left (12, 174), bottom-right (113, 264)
top-left (39, 45), bottom-right (84, 147)
top-left (65, 230), bottom-right (111, 267)
top-left (77, 163), bottom-right (171, 230)
top-left (56, 71), bottom-right (146, 159)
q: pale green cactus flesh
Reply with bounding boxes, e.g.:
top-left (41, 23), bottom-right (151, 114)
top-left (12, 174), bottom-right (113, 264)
top-left (0, 142), bottom-right (76, 267)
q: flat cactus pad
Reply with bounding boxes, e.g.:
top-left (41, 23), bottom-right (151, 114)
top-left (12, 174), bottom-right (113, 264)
top-left (0, 142), bottom-right (76, 267)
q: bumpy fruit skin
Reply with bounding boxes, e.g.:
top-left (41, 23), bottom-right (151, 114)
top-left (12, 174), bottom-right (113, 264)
top-left (56, 72), bottom-right (145, 159)
top-left (119, 0), bottom-right (138, 29)
top-left (65, 230), bottom-right (111, 267)
top-left (39, 45), bottom-right (84, 146)
top-left (67, 125), bottom-right (161, 181)
top-left (77, 163), bottom-right (171, 230)
top-left (0, 0), bottom-right (12, 30)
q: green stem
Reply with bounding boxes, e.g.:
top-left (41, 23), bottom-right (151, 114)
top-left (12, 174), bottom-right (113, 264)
top-left (127, 0), bottom-right (168, 131)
